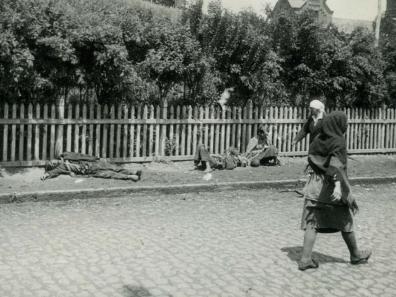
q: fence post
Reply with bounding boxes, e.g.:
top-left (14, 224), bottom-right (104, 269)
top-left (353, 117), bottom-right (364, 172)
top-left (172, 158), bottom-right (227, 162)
top-left (247, 100), bottom-right (253, 150)
top-left (160, 99), bottom-right (168, 156)
top-left (34, 103), bottom-right (40, 160)
top-left (27, 104), bottom-right (33, 161)
top-left (56, 97), bottom-right (64, 158)
top-left (19, 104), bottom-right (25, 162)
top-left (2, 103), bottom-right (8, 162)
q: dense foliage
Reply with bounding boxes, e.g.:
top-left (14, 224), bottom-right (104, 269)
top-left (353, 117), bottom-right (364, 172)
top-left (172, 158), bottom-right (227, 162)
top-left (0, 0), bottom-right (393, 107)
top-left (380, 15), bottom-right (396, 106)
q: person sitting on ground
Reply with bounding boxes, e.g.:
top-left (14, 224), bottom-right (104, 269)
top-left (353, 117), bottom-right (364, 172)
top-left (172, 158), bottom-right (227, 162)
top-left (194, 145), bottom-right (248, 172)
top-left (244, 125), bottom-right (280, 167)
top-left (41, 152), bottom-right (142, 181)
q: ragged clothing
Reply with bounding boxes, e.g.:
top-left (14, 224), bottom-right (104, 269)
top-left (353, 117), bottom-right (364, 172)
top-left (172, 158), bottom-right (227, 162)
top-left (42, 153), bottom-right (141, 181)
top-left (301, 171), bottom-right (354, 233)
top-left (194, 144), bottom-right (248, 170)
top-left (244, 136), bottom-right (279, 166)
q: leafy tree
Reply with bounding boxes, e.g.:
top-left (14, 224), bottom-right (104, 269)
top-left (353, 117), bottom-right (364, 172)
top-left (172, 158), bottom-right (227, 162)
top-left (381, 15), bottom-right (396, 106)
top-left (270, 11), bottom-right (387, 108)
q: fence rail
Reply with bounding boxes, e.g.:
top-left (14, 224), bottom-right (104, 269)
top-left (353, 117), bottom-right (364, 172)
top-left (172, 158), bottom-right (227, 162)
top-left (1, 102), bottom-right (395, 167)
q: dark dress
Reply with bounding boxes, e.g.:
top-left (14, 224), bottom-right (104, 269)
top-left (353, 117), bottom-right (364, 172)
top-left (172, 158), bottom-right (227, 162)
top-left (300, 171), bottom-right (353, 233)
top-left (300, 111), bottom-right (357, 233)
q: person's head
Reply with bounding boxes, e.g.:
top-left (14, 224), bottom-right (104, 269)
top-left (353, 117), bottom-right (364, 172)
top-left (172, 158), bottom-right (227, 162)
top-left (257, 125), bottom-right (267, 140)
top-left (321, 111), bottom-right (348, 137)
top-left (309, 99), bottom-right (325, 117)
top-left (44, 161), bottom-right (60, 172)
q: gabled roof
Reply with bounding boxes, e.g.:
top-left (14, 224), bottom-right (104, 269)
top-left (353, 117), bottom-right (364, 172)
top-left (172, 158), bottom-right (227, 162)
top-left (288, 0), bottom-right (307, 9)
top-left (287, 0), bottom-right (333, 13)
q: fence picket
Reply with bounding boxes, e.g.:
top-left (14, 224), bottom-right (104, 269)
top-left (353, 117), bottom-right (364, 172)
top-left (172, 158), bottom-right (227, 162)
top-left (199, 106), bottom-right (204, 147)
top-left (27, 104), bottom-right (33, 161)
top-left (237, 107), bottom-right (242, 152)
top-left (129, 106), bottom-right (135, 158)
top-left (169, 105), bottom-right (175, 157)
top-left (160, 101), bottom-right (168, 156)
top-left (142, 105), bottom-right (148, 157)
top-left (41, 104), bottom-right (48, 161)
top-left (19, 104), bottom-right (25, 161)
top-left (73, 104), bottom-right (80, 154)
top-left (95, 105), bottom-right (101, 158)
top-left (34, 104), bottom-right (40, 160)
top-left (186, 106), bottom-right (192, 155)
top-left (191, 106), bottom-right (197, 155)
top-left (2, 103), bottom-right (8, 161)
top-left (136, 105), bottom-right (142, 158)
top-left (220, 107), bottom-right (226, 153)
top-left (122, 105), bottom-right (128, 158)
top-left (88, 104), bottom-right (94, 156)
top-left (67, 104), bottom-right (72, 152)
top-left (149, 105), bottom-right (155, 157)
top-left (231, 106), bottom-right (236, 149)
top-left (175, 106), bottom-right (180, 156)
top-left (155, 106), bottom-right (160, 157)
top-left (180, 106), bottom-right (186, 156)
top-left (204, 106), bottom-right (209, 148)
top-left (108, 105), bottom-right (115, 158)
top-left (225, 107), bottom-right (231, 151)
top-left (115, 105), bottom-right (121, 158)
top-left (81, 104), bottom-right (87, 155)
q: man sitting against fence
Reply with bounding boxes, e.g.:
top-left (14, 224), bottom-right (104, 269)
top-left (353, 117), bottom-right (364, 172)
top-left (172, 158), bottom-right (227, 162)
top-left (244, 124), bottom-right (280, 167)
top-left (41, 152), bottom-right (142, 181)
top-left (193, 127), bottom-right (248, 171)
top-left (194, 144), bottom-right (249, 172)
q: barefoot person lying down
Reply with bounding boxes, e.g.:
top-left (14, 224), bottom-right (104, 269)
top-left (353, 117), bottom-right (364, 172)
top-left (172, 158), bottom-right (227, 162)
top-left (41, 152), bottom-right (142, 181)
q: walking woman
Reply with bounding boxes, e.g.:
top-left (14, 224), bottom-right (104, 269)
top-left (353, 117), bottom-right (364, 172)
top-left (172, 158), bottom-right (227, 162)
top-left (299, 111), bottom-right (371, 271)
top-left (293, 99), bottom-right (325, 146)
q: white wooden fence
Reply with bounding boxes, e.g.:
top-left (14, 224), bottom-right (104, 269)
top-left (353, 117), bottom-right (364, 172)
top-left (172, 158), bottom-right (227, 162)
top-left (0, 102), bottom-right (395, 166)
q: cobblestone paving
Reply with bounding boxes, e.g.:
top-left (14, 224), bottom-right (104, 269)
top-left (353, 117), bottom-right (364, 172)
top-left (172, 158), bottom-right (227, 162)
top-left (0, 184), bottom-right (395, 297)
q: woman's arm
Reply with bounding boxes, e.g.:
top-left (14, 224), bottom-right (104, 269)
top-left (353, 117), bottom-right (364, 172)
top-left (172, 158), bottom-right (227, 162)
top-left (293, 118), bottom-right (311, 145)
top-left (245, 137), bottom-right (258, 155)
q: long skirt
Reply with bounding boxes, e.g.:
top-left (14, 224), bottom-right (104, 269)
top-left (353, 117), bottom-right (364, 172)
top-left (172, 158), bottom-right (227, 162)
top-left (300, 173), bottom-right (354, 233)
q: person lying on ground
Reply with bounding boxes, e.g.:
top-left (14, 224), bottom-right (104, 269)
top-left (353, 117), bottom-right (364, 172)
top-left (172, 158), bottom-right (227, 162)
top-left (41, 152), bottom-right (142, 181)
top-left (244, 124), bottom-right (280, 167)
top-left (194, 145), bottom-right (248, 172)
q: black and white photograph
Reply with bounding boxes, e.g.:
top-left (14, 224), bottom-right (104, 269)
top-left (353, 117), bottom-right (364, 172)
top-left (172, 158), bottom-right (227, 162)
top-left (0, 0), bottom-right (395, 296)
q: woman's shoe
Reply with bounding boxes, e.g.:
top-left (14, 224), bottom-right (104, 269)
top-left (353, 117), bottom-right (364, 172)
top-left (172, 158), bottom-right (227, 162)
top-left (351, 250), bottom-right (372, 265)
top-left (298, 259), bottom-right (319, 271)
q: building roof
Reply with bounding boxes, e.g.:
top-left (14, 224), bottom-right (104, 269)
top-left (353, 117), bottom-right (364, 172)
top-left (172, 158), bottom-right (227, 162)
top-left (288, 0), bottom-right (307, 9)
top-left (286, 0), bottom-right (333, 13)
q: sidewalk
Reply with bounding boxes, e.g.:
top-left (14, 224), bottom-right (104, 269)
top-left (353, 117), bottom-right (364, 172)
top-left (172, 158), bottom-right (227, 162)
top-left (1, 155), bottom-right (395, 203)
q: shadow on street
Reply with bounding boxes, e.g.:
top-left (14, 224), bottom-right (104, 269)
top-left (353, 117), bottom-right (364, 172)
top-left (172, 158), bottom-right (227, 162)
top-left (281, 246), bottom-right (348, 264)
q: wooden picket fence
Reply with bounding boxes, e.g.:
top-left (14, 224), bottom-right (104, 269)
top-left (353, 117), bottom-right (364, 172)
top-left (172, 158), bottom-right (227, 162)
top-left (0, 102), bottom-right (396, 167)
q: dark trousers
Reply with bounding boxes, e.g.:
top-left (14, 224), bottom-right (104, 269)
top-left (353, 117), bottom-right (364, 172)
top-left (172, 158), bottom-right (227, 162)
top-left (194, 144), bottom-right (218, 169)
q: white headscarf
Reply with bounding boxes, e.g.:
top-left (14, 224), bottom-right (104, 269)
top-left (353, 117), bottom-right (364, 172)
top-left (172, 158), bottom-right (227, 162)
top-left (309, 99), bottom-right (325, 124)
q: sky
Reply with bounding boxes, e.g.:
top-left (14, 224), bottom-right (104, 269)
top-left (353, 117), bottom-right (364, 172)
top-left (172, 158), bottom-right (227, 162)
top-left (203, 0), bottom-right (387, 21)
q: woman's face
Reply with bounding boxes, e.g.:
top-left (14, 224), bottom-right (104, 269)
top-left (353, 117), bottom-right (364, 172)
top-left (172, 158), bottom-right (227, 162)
top-left (310, 107), bottom-right (320, 117)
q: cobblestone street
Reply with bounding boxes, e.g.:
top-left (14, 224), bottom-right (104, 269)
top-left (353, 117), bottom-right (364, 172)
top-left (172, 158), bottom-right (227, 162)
top-left (0, 185), bottom-right (395, 297)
